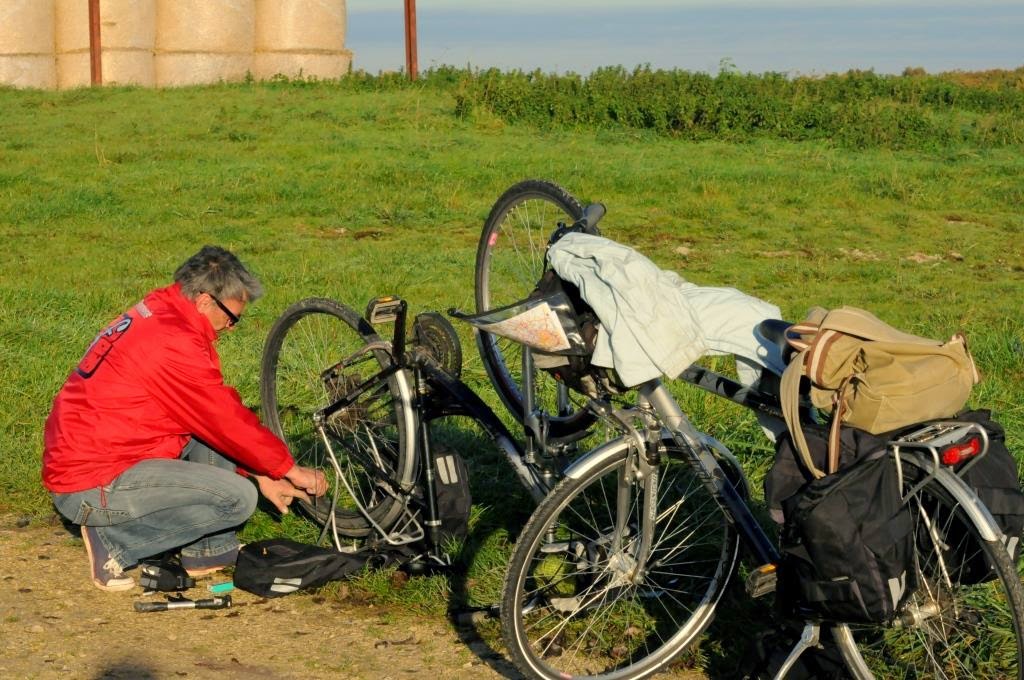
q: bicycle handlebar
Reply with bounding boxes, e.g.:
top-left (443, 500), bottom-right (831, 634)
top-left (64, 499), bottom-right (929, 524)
top-left (579, 202), bottom-right (606, 233)
top-left (548, 202), bottom-right (607, 247)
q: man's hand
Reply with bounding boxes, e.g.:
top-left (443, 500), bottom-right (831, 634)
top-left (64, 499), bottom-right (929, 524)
top-left (256, 475), bottom-right (312, 515)
top-left (284, 465), bottom-right (328, 497)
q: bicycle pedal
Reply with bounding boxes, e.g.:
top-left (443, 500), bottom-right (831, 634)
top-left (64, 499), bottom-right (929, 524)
top-left (366, 296), bottom-right (405, 325)
top-left (746, 563), bottom-right (778, 598)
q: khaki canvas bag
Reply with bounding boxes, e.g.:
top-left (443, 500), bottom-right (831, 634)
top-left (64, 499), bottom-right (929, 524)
top-left (780, 306), bottom-right (980, 478)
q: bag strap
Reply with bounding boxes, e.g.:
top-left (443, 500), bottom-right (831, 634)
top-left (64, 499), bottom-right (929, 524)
top-left (827, 376), bottom-right (853, 474)
top-left (785, 321), bottom-right (819, 352)
top-left (781, 347), bottom-right (827, 480)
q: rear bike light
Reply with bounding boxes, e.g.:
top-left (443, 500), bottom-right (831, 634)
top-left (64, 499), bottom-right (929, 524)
top-left (940, 436), bottom-right (982, 466)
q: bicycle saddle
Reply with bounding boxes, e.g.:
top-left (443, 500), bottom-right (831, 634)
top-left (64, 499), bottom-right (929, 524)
top-left (758, 319), bottom-right (796, 362)
top-left (755, 319), bottom-right (797, 401)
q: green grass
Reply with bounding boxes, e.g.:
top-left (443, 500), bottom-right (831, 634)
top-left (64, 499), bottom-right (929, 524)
top-left (1, 73), bottom-right (1022, 672)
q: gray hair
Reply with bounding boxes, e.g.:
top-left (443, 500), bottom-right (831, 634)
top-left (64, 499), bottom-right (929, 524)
top-left (173, 245), bottom-right (264, 302)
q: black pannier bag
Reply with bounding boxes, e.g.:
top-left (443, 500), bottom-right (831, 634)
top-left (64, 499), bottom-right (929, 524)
top-left (429, 446), bottom-right (472, 545)
top-left (778, 450), bottom-right (916, 624)
top-left (769, 410), bottom-right (1024, 621)
top-left (765, 425), bottom-right (889, 526)
top-left (235, 451), bottom-right (472, 598)
top-left (924, 410), bottom-right (1024, 585)
top-left (234, 539), bottom-right (403, 598)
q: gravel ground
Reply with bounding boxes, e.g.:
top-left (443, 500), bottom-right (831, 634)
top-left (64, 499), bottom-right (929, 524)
top-left (0, 514), bottom-right (520, 680)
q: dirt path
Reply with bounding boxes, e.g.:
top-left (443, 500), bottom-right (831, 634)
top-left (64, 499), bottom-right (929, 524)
top-left (0, 514), bottom-right (522, 680)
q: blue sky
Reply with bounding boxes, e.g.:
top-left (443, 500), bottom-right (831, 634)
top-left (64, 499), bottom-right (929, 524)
top-left (345, 1), bottom-right (1024, 76)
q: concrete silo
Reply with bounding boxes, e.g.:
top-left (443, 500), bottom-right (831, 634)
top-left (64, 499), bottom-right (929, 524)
top-left (0, 0), bottom-right (351, 89)
top-left (56, 0), bottom-right (156, 88)
top-left (0, 0), bottom-right (56, 89)
top-left (155, 0), bottom-right (256, 87)
top-left (254, 0), bottom-right (351, 81)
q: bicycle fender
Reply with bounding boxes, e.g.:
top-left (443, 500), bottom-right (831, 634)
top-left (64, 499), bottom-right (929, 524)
top-left (563, 433), bottom-right (750, 501)
top-left (925, 464), bottom-right (1002, 543)
top-left (563, 437), bottom-right (633, 480)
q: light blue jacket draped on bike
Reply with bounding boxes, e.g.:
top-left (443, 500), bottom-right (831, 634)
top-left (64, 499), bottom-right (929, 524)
top-left (547, 232), bottom-right (785, 388)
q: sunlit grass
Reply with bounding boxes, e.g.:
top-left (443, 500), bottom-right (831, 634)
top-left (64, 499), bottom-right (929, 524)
top-left (2, 75), bottom-right (1021, 673)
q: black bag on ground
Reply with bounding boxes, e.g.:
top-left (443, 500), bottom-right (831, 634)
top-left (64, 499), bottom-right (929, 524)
top-left (234, 539), bottom-right (401, 598)
top-left (779, 450), bottom-right (916, 624)
top-left (139, 553), bottom-right (196, 593)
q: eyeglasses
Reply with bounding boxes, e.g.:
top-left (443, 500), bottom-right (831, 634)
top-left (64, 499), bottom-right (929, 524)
top-left (204, 292), bottom-right (241, 327)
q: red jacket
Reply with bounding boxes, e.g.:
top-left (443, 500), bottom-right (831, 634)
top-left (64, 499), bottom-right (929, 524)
top-left (43, 283), bottom-right (294, 493)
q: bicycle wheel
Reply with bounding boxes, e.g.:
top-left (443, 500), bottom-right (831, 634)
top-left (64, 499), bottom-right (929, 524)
top-left (260, 297), bottom-right (418, 537)
top-left (501, 438), bottom-right (740, 679)
top-left (834, 455), bottom-right (1024, 679)
top-left (475, 179), bottom-right (595, 438)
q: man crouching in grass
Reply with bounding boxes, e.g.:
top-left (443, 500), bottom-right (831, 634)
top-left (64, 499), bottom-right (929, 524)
top-left (42, 245), bottom-right (327, 591)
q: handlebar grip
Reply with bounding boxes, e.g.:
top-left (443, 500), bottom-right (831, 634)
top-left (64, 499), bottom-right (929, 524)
top-left (547, 202), bottom-right (607, 247)
top-left (581, 203), bottom-right (606, 233)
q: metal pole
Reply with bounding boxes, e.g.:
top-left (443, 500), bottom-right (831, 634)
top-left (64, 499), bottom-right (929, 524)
top-left (404, 0), bottom-right (418, 81)
top-left (88, 0), bottom-right (102, 86)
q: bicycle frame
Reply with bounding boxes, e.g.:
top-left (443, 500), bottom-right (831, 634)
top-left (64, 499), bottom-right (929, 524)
top-left (411, 349), bottom-right (552, 503)
top-left (308, 307), bottom-right (559, 557)
top-left (564, 378), bottom-right (781, 568)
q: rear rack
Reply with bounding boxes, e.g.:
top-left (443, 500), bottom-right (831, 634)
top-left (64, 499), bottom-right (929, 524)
top-left (889, 420), bottom-right (991, 502)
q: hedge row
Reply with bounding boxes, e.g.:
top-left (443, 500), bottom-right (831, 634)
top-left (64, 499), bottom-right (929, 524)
top-left (448, 66), bottom-right (1024, 149)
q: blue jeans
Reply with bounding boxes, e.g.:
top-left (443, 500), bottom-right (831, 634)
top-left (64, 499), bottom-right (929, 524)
top-left (51, 439), bottom-right (258, 570)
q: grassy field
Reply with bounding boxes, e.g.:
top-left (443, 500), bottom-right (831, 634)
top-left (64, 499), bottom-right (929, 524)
top-left (2, 70), bottom-right (1022, 672)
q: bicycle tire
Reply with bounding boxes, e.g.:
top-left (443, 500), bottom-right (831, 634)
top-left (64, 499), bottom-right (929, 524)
top-left (833, 454), bottom-right (1024, 679)
top-left (500, 438), bottom-right (739, 679)
top-left (260, 297), bottom-right (418, 537)
top-left (475, 179), bottom-right (596, 438)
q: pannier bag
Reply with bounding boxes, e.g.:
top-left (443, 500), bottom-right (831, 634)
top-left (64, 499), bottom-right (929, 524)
top-left (765, 425), bottom-right (889, 525)
top-left (921, 410), bottom-right (1024, 585)
top-left (781, 306), bottom-right (979, 478)
top-left (430, 446), bottom-right (472, 545)
top-left (234, 539), bottom-right (402, 598)
top-left (779, 450), bottom-right (916, 624)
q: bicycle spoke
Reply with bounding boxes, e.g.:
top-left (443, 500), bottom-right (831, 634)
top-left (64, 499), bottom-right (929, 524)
top-left (505, 441), bottom-right (738, 679)
top-left (839, 457), bottom-right (1024, 679)
top-left (475, 180), bottom-right (595, 438)
top-left (260, 298), bottom-right (416, 538)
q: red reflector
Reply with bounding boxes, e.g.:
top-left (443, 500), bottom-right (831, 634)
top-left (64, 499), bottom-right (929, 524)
top-left (941, 436), bottom-right (982, 466)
